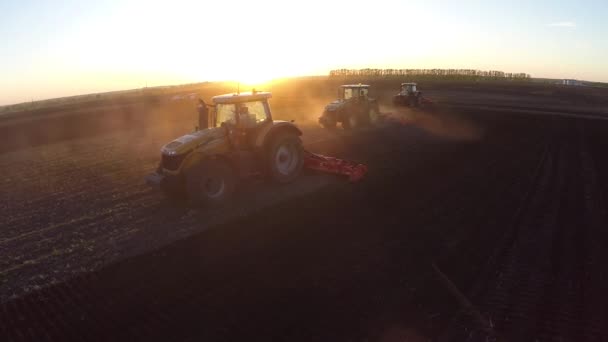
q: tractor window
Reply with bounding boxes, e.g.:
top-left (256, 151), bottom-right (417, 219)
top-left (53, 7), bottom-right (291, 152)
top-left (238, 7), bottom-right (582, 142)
top-left (214, 104), bottom-right (236, 127)
top-left (360, 88), bottom-right (368, 97)
top-left (403, 84), bottom-right (416, 92)
top-left (343, 88), bottom-right (353, 100)
top-left (237, 101), bottom-right (268, 128)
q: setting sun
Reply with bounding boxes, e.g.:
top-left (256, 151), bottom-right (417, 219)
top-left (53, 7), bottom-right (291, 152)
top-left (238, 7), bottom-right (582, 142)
top-left (1, 0), bottom-right (607, 105)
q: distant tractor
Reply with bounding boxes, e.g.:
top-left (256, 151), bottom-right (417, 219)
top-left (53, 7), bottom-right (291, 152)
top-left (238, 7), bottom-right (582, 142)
top-left (146, 91), bottom-right (304, 205)
top-left (319, 84), bottom-right (380, 130)
top-left (393, 82), bottom-right (423, 107)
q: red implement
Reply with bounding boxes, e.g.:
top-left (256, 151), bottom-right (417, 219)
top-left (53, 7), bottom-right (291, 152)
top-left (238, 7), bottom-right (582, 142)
top-left (420, 96), bottom-right (434, 106)
top-left (304, 151), bottom-right (368, 182)
top-left (377, 112), bottom-right (413, 126)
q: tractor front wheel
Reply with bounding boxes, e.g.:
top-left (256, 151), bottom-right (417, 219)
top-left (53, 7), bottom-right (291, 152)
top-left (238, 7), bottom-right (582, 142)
top-left (342, 114), bottom-right (360, 130)
top-left (369, 105), bottom-right (380, 125)
top-left (267, 132), bottom-right (304, 183)
top-left (186, 159), bottom-right (236, 206)
top-left (321, 118), bottom-right (337, 130)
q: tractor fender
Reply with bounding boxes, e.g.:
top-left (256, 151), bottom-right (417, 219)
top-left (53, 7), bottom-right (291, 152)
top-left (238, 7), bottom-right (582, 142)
top-left (255, 121), bottom-right (302, 151)
top-left (181, 150), bottom-right (207, 173)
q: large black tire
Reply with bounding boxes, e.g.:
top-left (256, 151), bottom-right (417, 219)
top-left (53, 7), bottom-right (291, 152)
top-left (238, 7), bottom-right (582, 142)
top-left (266, 132), bottom-right (304, 183)
top-left (342, 113), bottom-right (359, 130)
top-left (186, 159), bottom-right (236, 206)
top-left (369, 105), bottom-right (380, 125)
top-left (323, 121), bottom-right (337, 130)
top-left (320, 112), bottom-right (337, 130)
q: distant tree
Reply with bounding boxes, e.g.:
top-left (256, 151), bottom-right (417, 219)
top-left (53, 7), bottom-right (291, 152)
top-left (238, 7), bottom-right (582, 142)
top-left (328, 68), bottom-right (530, 81)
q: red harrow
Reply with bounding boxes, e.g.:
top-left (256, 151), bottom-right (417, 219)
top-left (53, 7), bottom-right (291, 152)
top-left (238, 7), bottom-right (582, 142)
top-left (304, 151), bottom-right (368, 182)
top-left (420, 96), bottom-right (434, 106)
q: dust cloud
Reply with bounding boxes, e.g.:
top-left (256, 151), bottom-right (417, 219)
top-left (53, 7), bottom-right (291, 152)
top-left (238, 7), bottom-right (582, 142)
top-left (1, 78), bottom-right (486, 155)
top-left (266, 79), bottom-right (336, 124)
top-left (271, 94), bottom-right (333, 124)
top-left (380, 105), bottom-right (484, 142)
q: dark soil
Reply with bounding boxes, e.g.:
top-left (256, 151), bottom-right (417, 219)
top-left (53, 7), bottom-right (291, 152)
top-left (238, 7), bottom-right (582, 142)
top-left (1, 80), bottom-right (608, 341)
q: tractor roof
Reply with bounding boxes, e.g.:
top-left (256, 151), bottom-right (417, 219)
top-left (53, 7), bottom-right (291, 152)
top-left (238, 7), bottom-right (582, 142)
top-left (340, 84), bottom-right (370, 88)
top-left (401, 83), bottom-right (417, 86)
top-left (212, 91), bottom-right (272, 104)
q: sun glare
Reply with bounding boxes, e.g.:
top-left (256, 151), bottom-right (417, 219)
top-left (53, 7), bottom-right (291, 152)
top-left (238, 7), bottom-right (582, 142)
top-left (213, 64), bottom-right (288, 90)
top-left (237, 72), bottom-right (275, 87)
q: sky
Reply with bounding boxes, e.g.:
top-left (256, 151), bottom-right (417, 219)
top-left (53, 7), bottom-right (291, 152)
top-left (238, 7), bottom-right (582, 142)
top-left (1, 0), bottom-right (607, 105)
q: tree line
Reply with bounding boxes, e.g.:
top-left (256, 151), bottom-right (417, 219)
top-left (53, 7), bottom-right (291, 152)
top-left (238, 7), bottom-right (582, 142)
top-left (329, 68), bottom-right (531, 80)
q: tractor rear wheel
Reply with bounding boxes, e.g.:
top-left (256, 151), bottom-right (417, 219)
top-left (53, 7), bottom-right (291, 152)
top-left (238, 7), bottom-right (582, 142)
top-left (186, 159), bottom-right (236, 206)
top-left (267, 132), bottom-right (304, 183)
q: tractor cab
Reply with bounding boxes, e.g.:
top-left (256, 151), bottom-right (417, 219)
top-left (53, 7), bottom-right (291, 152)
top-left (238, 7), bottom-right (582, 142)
top-left (319, 84), bottom-right (379, 130)
top-left (339, 84), bottom-right (370, 101)
top-left (400, 83), bottom-right (417, 95)
top-left (393, 83), bottom-right (422, 107)
top-left (210, 91), bottom-right (276, 151)
top-left (211, 91), bottom-right (272, 130)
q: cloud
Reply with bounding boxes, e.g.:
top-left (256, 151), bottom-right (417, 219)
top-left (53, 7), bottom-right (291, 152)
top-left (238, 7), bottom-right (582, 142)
top-left (547, 21), bottom-right (576, 27)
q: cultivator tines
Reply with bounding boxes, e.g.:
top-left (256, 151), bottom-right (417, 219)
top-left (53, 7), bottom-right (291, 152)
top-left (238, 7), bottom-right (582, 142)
top-left (304, 151), bottom-right (368, 182)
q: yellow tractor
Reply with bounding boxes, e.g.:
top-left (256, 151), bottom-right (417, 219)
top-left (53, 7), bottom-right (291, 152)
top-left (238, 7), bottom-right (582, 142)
top-left (146, 91), bottom-right (304, 205)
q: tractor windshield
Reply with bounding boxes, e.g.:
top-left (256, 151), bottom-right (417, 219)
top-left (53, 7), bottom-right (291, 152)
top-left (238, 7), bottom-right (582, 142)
top-left (214, 104), bottom-right (236, 127)
top-left (403, 84), bottom-right (417, 92)
top-left (343, 87), bottom-right (368, 100)
top-left (343, 88), bottom-right (353, 100)
top-left (237, 101), bottom-right (269, 128)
